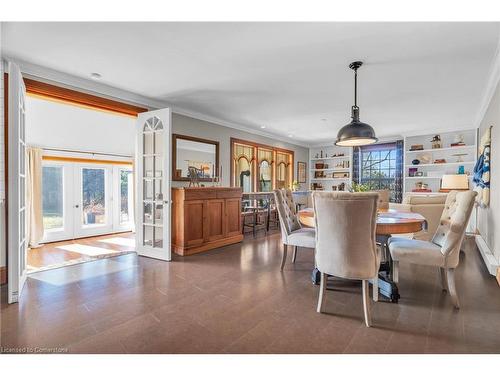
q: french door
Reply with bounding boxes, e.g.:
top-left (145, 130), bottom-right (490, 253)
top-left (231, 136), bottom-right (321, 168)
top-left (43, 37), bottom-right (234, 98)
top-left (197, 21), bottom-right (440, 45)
top-left (136, 109), bottom-right (171, 261)
top-left (7, 62), bottom-right (28, 303)
top-left (42, 162), bottom-right (133, 242)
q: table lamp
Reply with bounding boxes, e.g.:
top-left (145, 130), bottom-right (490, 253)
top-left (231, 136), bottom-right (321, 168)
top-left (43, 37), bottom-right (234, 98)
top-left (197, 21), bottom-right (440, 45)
top-left (439, 174), bottom-right (469, 192)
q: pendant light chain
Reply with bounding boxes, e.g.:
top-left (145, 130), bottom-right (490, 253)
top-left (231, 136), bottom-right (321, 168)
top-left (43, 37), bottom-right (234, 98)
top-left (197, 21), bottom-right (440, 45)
top-left (354, 68), bottom-right (358, 108)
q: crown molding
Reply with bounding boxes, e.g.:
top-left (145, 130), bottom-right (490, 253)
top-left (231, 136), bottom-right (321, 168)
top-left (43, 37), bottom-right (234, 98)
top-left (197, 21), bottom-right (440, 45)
top-left (171, 106), bottom-right (310, 148)
top-left (474, 30), bottom-right (500, 129)
top-left (4, 56), bottom-right (168, 109)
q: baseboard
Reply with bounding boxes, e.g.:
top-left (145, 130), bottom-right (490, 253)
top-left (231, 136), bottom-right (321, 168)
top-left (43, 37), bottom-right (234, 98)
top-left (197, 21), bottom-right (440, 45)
top-left (0, 266), bottom-right (6, 285)
top-left (475, 234), bottom-right (500, 276)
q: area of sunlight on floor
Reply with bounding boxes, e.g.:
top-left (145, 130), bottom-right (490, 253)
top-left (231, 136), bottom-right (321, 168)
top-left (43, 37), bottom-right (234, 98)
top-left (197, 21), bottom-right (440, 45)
top-left (56, 244), bottom-right (120, 256)
top-left (98, 237), bottom-right (136, 247)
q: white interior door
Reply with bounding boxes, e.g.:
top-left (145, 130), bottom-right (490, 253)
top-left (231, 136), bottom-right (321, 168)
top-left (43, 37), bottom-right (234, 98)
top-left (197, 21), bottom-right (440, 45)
top-left (73, 164), bottom-right (113, 238)
top-left (136, 109), bottom-right (171, 260)
top-left (7, 62), bottom-right (27, 303)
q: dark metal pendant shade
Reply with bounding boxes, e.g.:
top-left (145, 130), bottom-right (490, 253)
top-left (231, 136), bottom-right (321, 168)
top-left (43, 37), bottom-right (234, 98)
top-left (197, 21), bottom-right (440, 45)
top-left (335, 61), bottom-right (377, 147)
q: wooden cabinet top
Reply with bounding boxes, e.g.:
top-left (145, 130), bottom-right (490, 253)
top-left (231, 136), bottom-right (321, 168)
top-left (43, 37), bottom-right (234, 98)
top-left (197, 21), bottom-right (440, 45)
top-left (172, 187), bottom-right (242, 200)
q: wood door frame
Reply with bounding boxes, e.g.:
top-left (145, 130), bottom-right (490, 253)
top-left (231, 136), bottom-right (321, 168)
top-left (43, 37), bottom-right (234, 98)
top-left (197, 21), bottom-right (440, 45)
top-left (172, 133), bottom-right (220, 182)
top-left (2, 74), bottom-right (148, 285)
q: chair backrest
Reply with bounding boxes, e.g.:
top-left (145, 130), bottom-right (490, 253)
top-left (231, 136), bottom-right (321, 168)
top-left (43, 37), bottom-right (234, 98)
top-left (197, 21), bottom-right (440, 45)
top-left (313, 192), bottom-right (379, 280)
top-left (273, 189), bottom-right (301, 240)
top-left (432, 190), bottom-right (477, 266)
top-left (373, 189), bottom-right (390, 209)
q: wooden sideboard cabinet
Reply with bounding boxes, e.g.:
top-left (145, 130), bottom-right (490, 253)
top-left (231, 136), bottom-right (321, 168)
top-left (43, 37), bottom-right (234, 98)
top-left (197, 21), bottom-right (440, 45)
top-left (171, 187), bottom-right (243, 256)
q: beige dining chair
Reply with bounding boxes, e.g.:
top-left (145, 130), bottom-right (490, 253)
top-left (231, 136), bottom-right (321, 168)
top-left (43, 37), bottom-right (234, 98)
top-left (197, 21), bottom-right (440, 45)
top-left (388, 190), bottom-right (477, 309)
top-left (373, 189), bottom-right (390, 210)
top-left (313, 192), bottom-right (380, 327)
top-left (273, 189), bottom-right (315, 270)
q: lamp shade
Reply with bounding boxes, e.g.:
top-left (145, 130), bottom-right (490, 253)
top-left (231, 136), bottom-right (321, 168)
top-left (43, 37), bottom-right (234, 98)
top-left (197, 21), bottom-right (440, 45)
top-left (335, 119), bottom-right (378, 146)
top-left (440, 174), bottom-right (469, 190)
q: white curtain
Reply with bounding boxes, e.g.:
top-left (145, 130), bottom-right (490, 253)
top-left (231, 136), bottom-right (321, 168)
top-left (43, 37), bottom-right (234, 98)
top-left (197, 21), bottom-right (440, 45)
top-left (26, 147), bottom-right (44, 248)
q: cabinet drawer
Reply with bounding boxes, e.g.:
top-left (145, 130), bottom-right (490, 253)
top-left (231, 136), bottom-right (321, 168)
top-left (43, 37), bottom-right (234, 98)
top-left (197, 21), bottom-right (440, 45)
top-left (216, 190), bottom-right (242, 199)
top-left (184, 189), bottom-right (217, 200)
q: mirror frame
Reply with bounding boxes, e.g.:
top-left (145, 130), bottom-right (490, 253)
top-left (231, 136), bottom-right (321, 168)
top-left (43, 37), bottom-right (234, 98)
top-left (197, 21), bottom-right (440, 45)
top-left (172, 134), bottom-right (220, 182)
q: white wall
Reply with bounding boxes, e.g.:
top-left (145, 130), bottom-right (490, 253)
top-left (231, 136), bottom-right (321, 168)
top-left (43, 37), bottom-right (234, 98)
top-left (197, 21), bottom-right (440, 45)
top-left (26, 96), bottom-right (136, 156)
top-left (477, 78), bottom-right (500, 263)
top-left (171, 113), bottom-right (310, 189)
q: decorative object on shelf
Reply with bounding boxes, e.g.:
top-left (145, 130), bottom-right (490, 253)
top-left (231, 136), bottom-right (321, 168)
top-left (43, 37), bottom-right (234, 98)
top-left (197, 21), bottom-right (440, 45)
top-left (320, 150), bottom-right (324, 158)
top-left (315, 162), bottom-right (325, 169)
top-left (297, 162), bottom-right (306, 183)
top-left (473, 126), bottom-right (491, 207)
top-left (333, 172), bottom-right (350, 178)
top-left (440, 174), bottom-right (469, 192)
top-left (409, 167), bottom-right (418, 177)
top-left (187, 166), bottom-right (202, 187)
top-left (410, 144), bottom-right (424, 151)
top-left (311, 182), bottom-right (324, 190)
top-left (335, 61), bottom-right (377, 146)
top-left (412, 181), bottom-right (432, 192)
top-left (315, 153), bottom-right (319, 158)
top-left (314, 171), bottom-right (326, 178)
top-left (415, 172), bottom-right (424, 177)
top-left (458, 165), bottom-right (465, 175)
top-left (338, 183), bottom-right (346, 191)
top-left (434, 158), bottom-right (446, 164)
top-left (411, 159), bottom-right (420, 165)
top-left (431, 135), bottom-right (442, 149)
top-left (451, 134), bottom-right (466, 147)
top-left (419, 153), bottom-right (432, 164)
top-left (452, 153), bottom-right (467, 162)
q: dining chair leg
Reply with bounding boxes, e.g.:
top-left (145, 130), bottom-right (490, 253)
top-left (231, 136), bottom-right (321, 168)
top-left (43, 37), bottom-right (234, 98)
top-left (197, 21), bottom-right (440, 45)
top-left (372, 277), bottom-right (379, 302)
top-left (362, 280), bottom-right (372, 327)
top-left (317, 272), bottom-right (327, 313)
top-left (446, 268), bottom-right (460, 309)
top-left (292, 246), bottom-right (297, 263)
top-left (280, 244), bottom-right (288, 271)
top-left (439, 267), bottom-right (448, 292)
top-left (392, 260), bottom-right (399, 283)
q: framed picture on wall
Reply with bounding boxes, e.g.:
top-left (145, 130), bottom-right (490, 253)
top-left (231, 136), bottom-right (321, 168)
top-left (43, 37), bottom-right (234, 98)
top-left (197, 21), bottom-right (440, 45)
top-left (297, 161), bottom-right (306, 183)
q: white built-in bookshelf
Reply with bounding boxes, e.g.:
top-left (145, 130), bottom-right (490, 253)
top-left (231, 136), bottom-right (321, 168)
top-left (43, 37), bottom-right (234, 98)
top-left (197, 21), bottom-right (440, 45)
top-left (309, 145), bottom-right (352, 191)
top-left (403, 129), bottom-right (477, 195)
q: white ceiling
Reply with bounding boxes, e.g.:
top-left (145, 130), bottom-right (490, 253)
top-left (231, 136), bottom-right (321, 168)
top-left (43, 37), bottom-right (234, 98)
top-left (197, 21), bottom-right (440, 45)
top-left (2, 22), bottom-right (499, 146)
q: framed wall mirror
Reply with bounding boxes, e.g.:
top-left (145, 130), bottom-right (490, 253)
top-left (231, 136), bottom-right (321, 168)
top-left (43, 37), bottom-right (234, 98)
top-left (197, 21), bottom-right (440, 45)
top-left (172, 134), bottom-right (220, 181)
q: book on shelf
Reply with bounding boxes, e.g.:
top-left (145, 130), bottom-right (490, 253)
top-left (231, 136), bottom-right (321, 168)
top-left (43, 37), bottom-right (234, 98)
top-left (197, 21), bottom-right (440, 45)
top-left (450, 142), bottom-right (466, 147)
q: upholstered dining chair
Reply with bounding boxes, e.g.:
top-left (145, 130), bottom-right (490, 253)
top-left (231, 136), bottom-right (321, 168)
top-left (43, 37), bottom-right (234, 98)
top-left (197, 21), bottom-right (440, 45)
top-left (273, 189), bottom-right (315, 270)
top-left (388, 190), bottom-right (477, 309)
top-left (373, 189), bottom-right (390, 210)
top-left (313, 192), bottom-right (380, 327)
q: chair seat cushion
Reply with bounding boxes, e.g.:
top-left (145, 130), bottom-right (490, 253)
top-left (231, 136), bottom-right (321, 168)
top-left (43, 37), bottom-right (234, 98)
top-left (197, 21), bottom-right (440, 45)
top-left (388, 237), bottom-right (445, 267)
top-left (287, 228), bottom-right (316, 248)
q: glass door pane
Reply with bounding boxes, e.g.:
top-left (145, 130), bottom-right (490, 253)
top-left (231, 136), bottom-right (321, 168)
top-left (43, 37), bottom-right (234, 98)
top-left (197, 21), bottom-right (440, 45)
top-left (120, 169), bottom-right (133, 225)
top-left (82, 168), bottom-right (106, 226)
top-left (42, 166), bottom-right (64, 231)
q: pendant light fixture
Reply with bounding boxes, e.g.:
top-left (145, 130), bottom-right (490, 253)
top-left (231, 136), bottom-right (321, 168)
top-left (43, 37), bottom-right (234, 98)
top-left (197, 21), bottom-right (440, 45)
top-left (335, 61), bottom-right (377, 146)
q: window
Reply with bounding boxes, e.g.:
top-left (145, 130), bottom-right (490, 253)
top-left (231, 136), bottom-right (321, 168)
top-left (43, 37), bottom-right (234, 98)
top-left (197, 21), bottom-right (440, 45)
top-left (42, 165), bottom-right (64, 231)
top-left (231, 138), bottom-right (294, 192)
top-left (356, 142), bottom-right (402, 202)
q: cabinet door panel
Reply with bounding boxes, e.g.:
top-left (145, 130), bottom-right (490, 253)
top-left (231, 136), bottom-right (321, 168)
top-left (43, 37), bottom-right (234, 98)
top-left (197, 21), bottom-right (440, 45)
top-left (207, 199), bottom-right (225, 241)
top-left (226, 198), bottom-right (241, 237)
top-left (184, 200), bottom-right (205, 246)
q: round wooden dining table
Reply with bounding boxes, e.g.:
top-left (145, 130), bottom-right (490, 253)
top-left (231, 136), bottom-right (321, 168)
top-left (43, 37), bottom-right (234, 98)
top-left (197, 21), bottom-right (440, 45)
top-left (297, 208), bottom-right (427, 302)
top-left (297, 208), bottom-right (427, 235)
